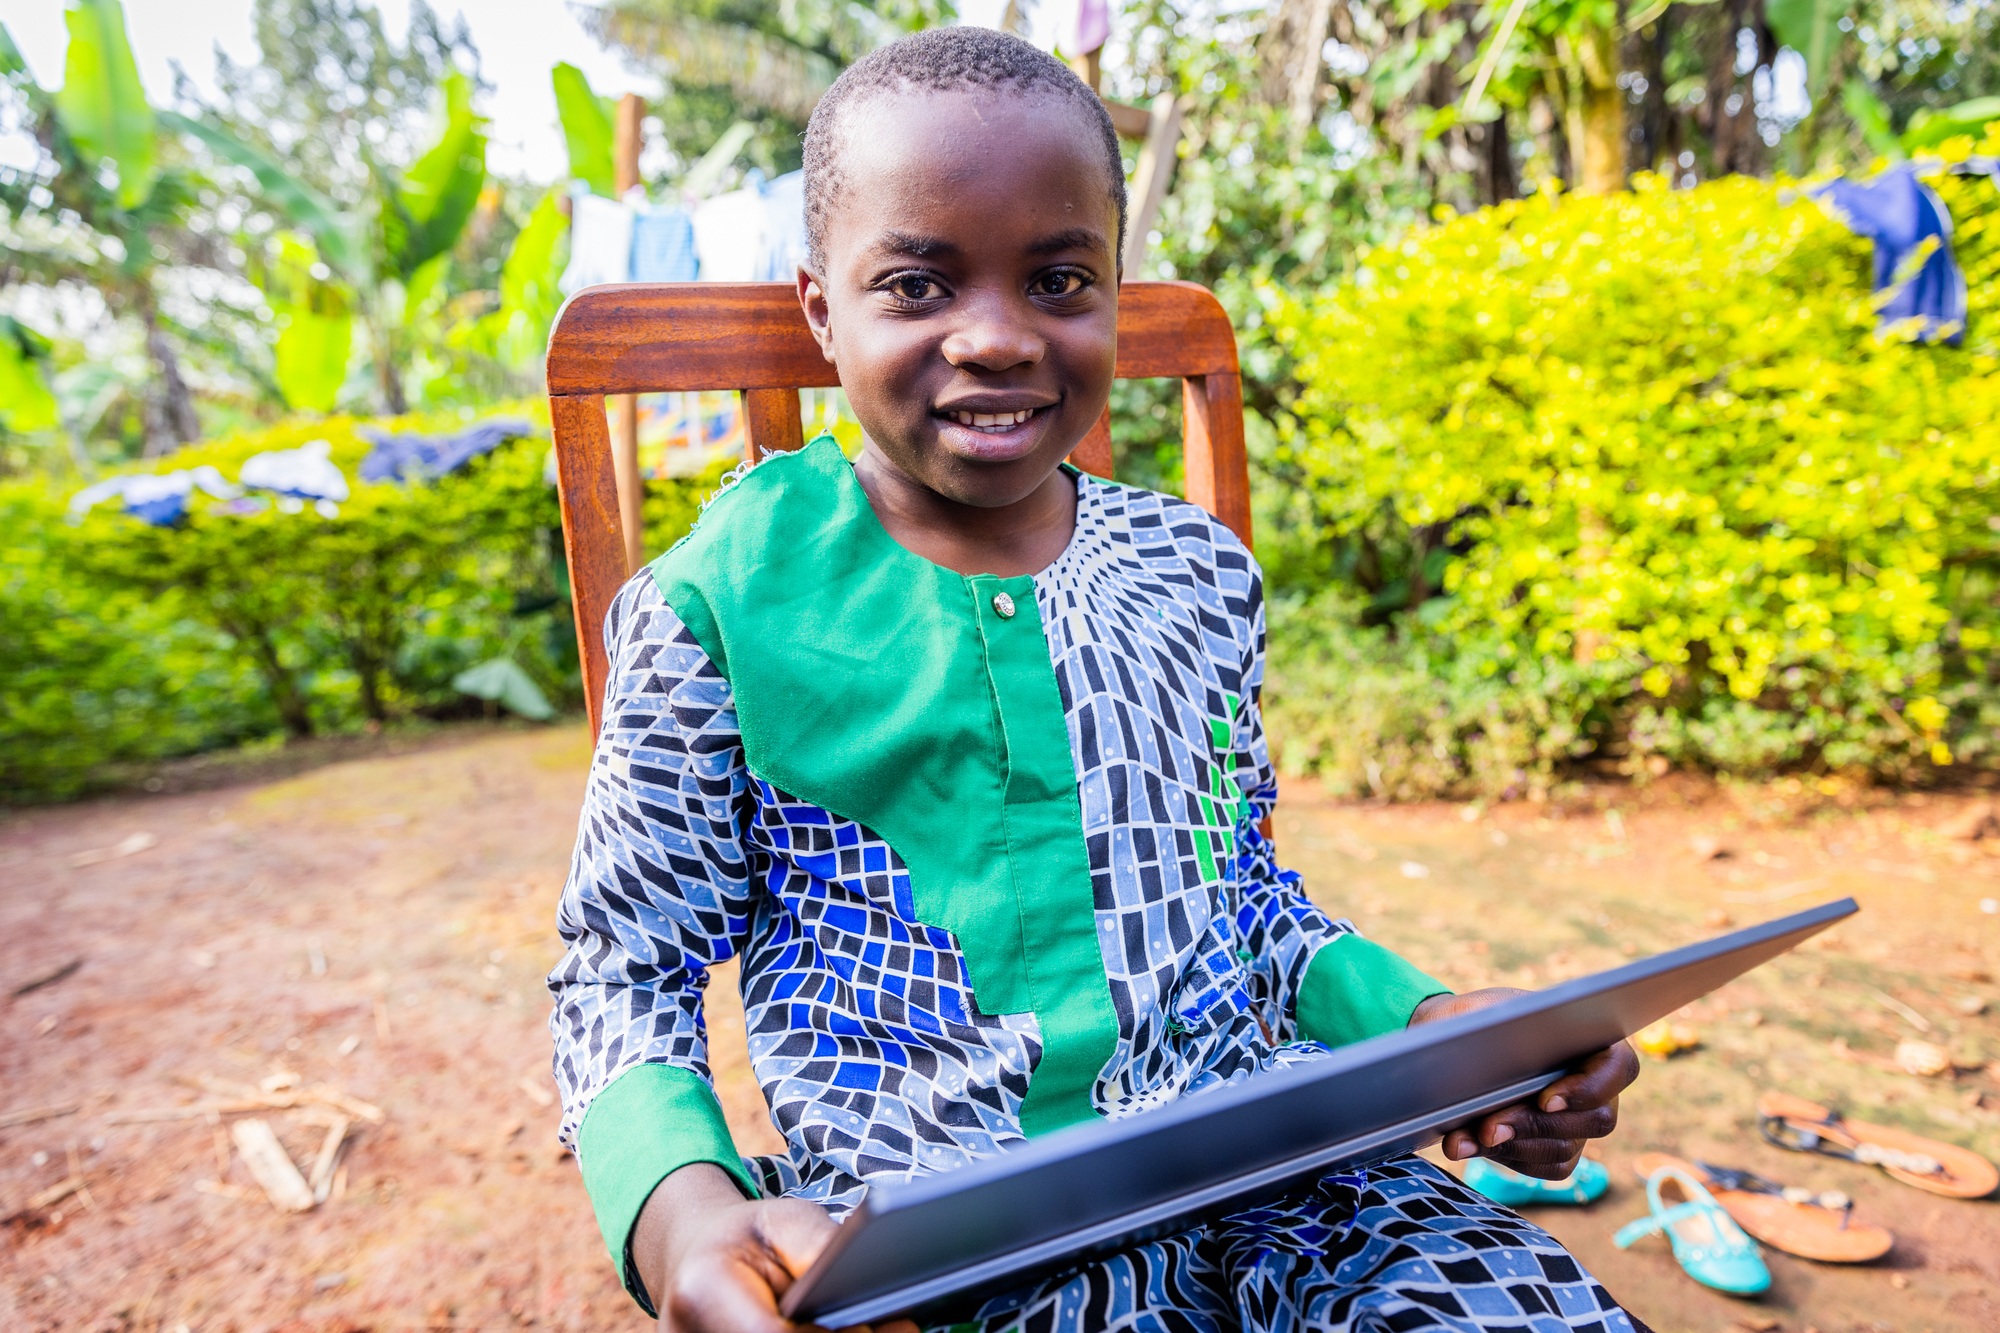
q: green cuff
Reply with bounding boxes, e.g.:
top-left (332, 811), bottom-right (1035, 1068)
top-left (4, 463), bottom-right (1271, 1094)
top-left (1295, 932), bottom-right (1451, 1049)
top-left (577, 1063), bottom-right (757, 1311)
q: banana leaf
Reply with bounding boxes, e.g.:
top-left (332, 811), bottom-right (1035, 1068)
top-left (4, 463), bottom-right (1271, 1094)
top-left (552, 62), bottom-right (616, 196)
top-left (159, 111), bottom-right (369, 284)
top-left (1843, 83), bottom-right (1902, 159)
top-left (54, 0), bottom-right (155, 209)
top-left (1902, 97), bottom-right (2000, 151)
top-left (382, 71), bottom-right (488, 282)
top-left (1766, 0), bottom-right (1845, 96)
top-left (453, 657), bottom-right (556, 721)
top-left (273, 307), bottom-right (353, 413)
top-left (0, 21), bottom-right (32, 80)
top-left (0, 317), bottom-right (61, 434)
top-left (490, 189), bottom-right (568, 369)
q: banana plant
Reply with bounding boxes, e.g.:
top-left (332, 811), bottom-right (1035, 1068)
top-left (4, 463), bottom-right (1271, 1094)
top-left (552, 62), bottom-right (617, 196)
top-left (1, 1), bottom-right (209, 453)
top-left (1902, 97), bottom-right (2000, 152)
top-left (163, 70), bottom-right (489, 414)
top-left (0, 317), bottom-right (61, 437)
top-left (451, 187), bottom-right (569, 380)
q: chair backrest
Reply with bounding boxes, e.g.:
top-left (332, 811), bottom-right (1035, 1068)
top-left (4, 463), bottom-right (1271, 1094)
top-left (546, 279), bottom-right (1248, 734)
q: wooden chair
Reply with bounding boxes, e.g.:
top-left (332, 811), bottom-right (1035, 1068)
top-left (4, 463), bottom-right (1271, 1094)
top-left (545, 280), bottom-right (1248, 735)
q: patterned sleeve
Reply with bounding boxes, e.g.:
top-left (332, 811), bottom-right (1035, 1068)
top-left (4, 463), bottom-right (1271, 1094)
top-left (1224, 559), bottom-right (1449, 1048)
top-left (546, 571), bottom-right (760, 1299)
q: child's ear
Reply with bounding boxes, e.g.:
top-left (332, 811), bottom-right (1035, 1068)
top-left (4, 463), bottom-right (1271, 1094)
top-left (797, 268), bottom-right (837, 366)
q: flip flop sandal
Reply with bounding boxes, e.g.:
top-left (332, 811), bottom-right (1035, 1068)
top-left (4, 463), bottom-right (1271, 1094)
top-left (1756, 1091), bottom-right (1999, 1200)
top-left (1462, 1156), bottom-right (1610, 1206)
top-left (1630, 1153), bottom-right (1893, 1263)
top-left (1614, 1164), bottom-right (1772, 1296)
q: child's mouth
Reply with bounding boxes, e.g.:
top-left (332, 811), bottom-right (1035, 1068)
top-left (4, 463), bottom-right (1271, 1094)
top-left (931, 402), bottom-right (1055, 463)
top-left (947, 408), bottom-right (1040, 434)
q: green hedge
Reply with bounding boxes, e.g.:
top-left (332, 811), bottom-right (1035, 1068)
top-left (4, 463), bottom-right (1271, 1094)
top-left (1, 409), bottom-right (724, 802)
top-left (1264, 171), bottom-right (2000, 797)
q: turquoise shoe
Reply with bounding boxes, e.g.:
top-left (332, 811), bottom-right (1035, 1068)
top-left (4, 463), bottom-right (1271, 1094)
top-left (1613, 1164), bottom-right (1772, 1297)
top-left (1462, 1156), bottom-right (1611, 1206)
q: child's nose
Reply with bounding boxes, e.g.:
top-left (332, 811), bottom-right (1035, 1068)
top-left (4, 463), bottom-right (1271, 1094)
top-left (939, 297), bottom-right (1045, 372)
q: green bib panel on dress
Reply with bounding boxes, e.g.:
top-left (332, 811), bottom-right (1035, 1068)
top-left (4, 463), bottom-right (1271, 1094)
top-left (650, 438), bottom-right (1117, 1135)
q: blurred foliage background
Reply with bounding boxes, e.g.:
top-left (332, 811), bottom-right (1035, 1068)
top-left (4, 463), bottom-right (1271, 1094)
top-left (1, 0), bottom-right (1996, 802)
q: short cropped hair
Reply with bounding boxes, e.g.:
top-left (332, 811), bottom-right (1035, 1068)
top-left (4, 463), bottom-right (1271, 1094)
top-left (802, 27), bottom-right (1127, 274)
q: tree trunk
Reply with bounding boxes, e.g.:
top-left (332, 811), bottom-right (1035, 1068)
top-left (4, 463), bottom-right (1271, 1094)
top-left (224, 619), bottom-right (316, 738)
top-left (1566, 22), bottom-right (1627, 194)
top-left (376, 343), bottom-right (408, 416)
top-left (1631, 12), bottom-right (1671, 176)
top-left (1700, 0), bottom-right (1771, 177)
top-left (138, 297), bottom-right (200, 457)
top-left (1481, 114), bottom-right (1516, 205)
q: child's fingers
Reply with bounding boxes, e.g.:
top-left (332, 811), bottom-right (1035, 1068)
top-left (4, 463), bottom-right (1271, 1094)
top-left (756, 1198), bottom-right (844, 1281)
top-left (1481, 1100), bottom-right (1618, 1148)
top-left (668, 1256), bottom-right (799, 1333)
top-left (1534, 1042), bottom-right (1639, 1114)
top-left (1485, 1142), bottom-right (1585, 1180)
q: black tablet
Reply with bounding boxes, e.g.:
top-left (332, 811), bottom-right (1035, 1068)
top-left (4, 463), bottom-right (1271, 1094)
top-left (781, 897), bottom-right (1857, 1327)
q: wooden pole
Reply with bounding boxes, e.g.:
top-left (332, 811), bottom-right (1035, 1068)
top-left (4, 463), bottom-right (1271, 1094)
top-left (1123, 92), bottom-right (1184, 276)
top-left (1068, 46), bottom-right (1103, 93)
top-left (609, 93), bottom-right (647, 572)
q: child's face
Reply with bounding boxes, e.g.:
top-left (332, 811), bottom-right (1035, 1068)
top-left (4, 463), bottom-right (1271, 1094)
top-left (801, 89), bottom-right (1119, 509)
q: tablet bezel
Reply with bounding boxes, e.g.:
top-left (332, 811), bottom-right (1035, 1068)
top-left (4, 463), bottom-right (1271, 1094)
top-left (784, 898), bottom-right (1857, 1326)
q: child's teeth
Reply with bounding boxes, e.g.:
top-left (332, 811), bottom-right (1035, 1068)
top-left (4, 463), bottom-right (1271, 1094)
top-left (952, 409), bottom-right (1035, 429)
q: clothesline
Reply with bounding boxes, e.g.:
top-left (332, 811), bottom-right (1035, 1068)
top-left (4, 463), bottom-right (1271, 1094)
top-left (559, 170), bottom-right (809, 293)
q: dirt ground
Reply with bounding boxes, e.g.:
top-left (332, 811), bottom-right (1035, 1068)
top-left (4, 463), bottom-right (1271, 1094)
top-left (2, 725), bottom-right (1996, 1333)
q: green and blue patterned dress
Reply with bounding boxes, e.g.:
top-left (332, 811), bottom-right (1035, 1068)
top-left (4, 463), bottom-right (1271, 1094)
top-left (549, 438), bottom-right (1634, 1333)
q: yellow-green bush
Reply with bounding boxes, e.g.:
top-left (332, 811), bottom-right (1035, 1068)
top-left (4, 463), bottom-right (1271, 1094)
top-left (1925, 125), bottom-right (2000, 354)
top-left (1267, 172), bottom-right (2000, 793)
top-left (2, 408), bottom-right (722, 802)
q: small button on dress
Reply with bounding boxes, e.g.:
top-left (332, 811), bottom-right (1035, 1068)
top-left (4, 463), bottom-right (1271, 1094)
top-left (992, 591), bottom-right (1016, 619)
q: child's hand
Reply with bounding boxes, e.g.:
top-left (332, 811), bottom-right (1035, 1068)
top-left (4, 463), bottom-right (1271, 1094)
top-left (635, 1164), bottom-right (920, 1333)
top-left (1408, 988), bottom-right (1639, 1180)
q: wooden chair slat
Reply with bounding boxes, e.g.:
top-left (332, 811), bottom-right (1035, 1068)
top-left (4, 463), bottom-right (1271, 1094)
top-left (548, 283), bottom-right (841, 395)
top-left (547, 282), bottom-right (1239, 396)
top-left (742, 387), bottom-right (808, 461)
top-left (1181, 371), bottom-right (1251, 548)
top-left (548, 394), bottom-right (632, 698)
top-left (1072, 406), bottom-right (1115, 479)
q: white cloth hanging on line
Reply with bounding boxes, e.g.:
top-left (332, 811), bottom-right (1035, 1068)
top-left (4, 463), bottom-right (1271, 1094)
top-left (560, 190), bottom-right (636, 294)
top-left (689, 184), bottom-right (771, 283)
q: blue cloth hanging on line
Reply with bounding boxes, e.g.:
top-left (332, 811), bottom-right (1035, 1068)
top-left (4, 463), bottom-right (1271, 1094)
top-left (1811, 164), bottom-right (1967, 345)
top-left (357, 418), bottom-right (538, 483)
top-left (632, 205), bottom-right (699, 282)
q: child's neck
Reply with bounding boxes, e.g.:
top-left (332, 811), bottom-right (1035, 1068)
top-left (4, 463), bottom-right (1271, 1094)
top-left (852, 444), bottom-right (1077, 579)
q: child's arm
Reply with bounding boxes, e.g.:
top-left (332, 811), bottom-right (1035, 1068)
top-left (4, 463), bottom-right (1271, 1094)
top-left (550, 576), bottom-right (810, 1319)
top-left (629, 1163), bottom-right (919, 1333)
top-left (1223, 570), bottom-right (1451, 1047)
top-left (1225, 564), bottom-right (1637, 1177)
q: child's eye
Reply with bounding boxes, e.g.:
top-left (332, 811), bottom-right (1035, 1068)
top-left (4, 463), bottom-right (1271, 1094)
top-left (879, 273), bottom-right (944, 303)
top-left (1032, 269), bottom-right (1092, 299)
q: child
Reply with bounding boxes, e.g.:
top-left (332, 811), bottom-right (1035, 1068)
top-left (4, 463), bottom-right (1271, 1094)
top-left (551, 26), bottom-right (1642, 1333)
